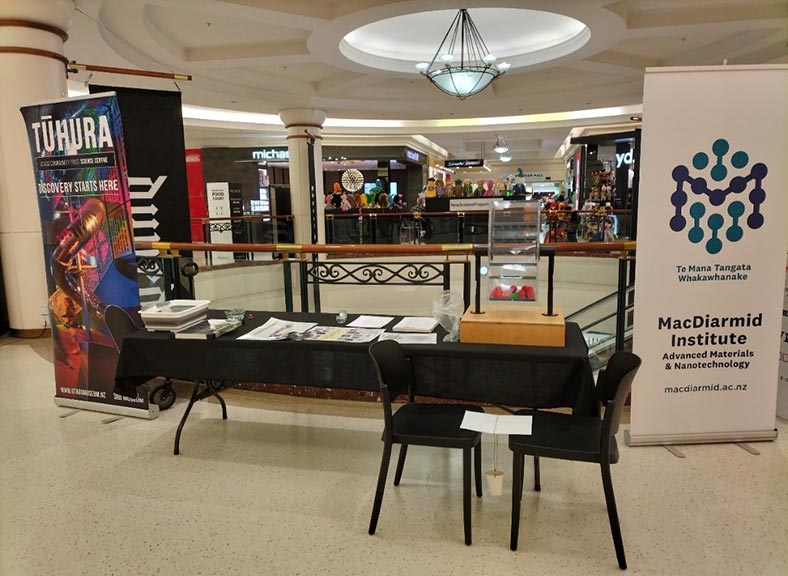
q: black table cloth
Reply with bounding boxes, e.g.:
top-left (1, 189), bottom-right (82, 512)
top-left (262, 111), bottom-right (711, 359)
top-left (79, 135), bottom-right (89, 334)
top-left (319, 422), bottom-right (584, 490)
top-left (115, 311), bottom-right (596, 416)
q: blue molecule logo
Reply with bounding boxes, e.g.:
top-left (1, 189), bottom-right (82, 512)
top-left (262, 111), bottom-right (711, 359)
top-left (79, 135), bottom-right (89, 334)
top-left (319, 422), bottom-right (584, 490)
top-left (669, 138), bottom-right (766, 254)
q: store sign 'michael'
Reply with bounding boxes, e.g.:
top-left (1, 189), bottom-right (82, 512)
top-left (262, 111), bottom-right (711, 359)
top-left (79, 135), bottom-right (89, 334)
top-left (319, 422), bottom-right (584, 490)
top-left (252, 148), bottom-right (289, 161)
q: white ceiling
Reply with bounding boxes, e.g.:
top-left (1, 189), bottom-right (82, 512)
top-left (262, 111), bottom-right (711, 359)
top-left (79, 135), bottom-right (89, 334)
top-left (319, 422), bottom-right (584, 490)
top-left (64, 0), bottom-right (788, 161)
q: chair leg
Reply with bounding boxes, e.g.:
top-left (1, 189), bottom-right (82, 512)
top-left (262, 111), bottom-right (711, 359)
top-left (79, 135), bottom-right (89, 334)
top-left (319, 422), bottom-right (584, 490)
top-left (600, 461), bottom-right (627, 570)
top-left (510, 451), bottom-right (524, 551)
top-left (533, 456), bottom-right (541, 491)
top-left (369, 440), bottom-right (393, 535)
top-left (463, 447), bottom-right (472, 545)
top-left (474, 442), bottom-right (483, 497)
top-left (393, 444), bottom-right (408, 486)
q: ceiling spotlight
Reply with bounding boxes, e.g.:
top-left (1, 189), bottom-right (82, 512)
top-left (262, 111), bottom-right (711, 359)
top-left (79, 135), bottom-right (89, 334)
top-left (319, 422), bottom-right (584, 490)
top-left (500, 153), bottom-right (512, 162)
top-left (630, 115), bottom-right (642, 122)
top-left (493, 136), bottom-right (509, 154)
top-left (416, 9), bottom-right (508, 100)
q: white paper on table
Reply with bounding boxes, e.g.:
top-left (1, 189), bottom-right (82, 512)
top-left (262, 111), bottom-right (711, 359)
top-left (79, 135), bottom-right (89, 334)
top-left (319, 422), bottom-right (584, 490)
top-left (303, 326), bottom-right (383, 343)
top-left (347, 315), bottom-right (394, 329)
top-left (391, 316), bottom-right (438, 333)
top-left (460, 411), bottom-right (532, 435)
top-left (377, 332), bottom-right (437, 345)
top-left (237, 317), bottom-right (317, 341)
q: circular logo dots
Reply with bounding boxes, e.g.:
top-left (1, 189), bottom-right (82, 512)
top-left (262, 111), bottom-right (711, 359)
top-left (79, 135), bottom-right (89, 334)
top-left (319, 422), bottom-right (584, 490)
top-left (692, 152), bottom-right (709, 170)
top-left (671, 190), bottom-right (687, 207)
top-left (691, 177), bottom-right (707, 194)
top-left (708, 189), bottom-right (726, 206)
top-left (751, 163), bottom-right (767, 179)
top-left (748, 212), bottom-right (764, 230)
top-left (710, 163), bottom-right (728, 182)
top-left (670, 214), bottom-right (686, 232)
top-left (672, 164), bottom-right (689, 182)
top-left (689, 202), bottom-right (706, 219)
top-left (707, 213), bottom-right (724, 231)
top-left (711, 138), bottom-right (730, 156)
top-left (749, 187), bottom-right (765, 205)
top-left (729, 176), bottom-right (747, 193)
top-left (731, 151), bottom-right (748, 169)
top-left (688, 226), bottom-right (704, 244)
top-left (726, 225), bottom-right (743, 242)
top-left (727, 201), bottom-right (745, 218)
top-left (706, 237), bottom-right (723, 255)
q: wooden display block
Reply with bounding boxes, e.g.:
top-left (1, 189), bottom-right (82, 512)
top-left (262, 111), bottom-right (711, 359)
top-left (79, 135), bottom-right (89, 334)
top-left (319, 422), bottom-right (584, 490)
top-left (460, 306), bottom-right (565, 347)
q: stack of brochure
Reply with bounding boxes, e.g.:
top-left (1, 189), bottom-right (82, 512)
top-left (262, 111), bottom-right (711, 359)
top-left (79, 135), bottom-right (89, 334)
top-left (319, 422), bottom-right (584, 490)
top-left (140, 299), bottom-right (210, 332)
top-left (173, 318), bottom-right (242, 340)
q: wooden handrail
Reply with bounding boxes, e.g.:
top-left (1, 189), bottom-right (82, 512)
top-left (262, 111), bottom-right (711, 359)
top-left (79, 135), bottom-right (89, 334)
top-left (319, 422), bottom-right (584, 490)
top-left (136, 240), bottom-right (636, 255)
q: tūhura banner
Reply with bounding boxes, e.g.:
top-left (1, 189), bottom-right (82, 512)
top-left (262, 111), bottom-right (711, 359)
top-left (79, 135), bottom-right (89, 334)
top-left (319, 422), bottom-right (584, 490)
top-left (20, 93), bottom-right (157, 418)
top-left (629, 65), bottom-right (788, 445)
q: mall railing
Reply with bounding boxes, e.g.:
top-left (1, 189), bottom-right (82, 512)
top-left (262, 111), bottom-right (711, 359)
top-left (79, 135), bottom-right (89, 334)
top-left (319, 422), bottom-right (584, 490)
top-left (135, 240), bottom-right (637, 353)
top-left (194, 215), bottom-right (295, 264)
top-left (324, 208), bottom-right (633, 245)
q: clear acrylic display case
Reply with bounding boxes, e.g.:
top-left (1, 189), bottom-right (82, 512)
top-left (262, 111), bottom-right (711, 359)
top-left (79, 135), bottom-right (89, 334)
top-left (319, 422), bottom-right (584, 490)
top-left (487, 199), bottom-right (540, 303)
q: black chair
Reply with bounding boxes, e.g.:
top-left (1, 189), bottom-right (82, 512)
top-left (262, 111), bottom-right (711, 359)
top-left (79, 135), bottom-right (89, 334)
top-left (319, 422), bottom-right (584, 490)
top-left (508, 351), bottom-right (641, 569)
top-left (368, 339), bottom-right (483, 545)
top-left (104, 305), bottom-right (176, 410)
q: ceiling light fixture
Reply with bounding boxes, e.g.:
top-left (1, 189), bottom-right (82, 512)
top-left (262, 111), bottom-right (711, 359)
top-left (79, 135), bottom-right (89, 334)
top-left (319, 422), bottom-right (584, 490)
top-left (414, 9), bottom-right (510, 100)
top-left (499, 153), bottom-right (512, 162)
top-left (493, 136), bottom-right (509, 154)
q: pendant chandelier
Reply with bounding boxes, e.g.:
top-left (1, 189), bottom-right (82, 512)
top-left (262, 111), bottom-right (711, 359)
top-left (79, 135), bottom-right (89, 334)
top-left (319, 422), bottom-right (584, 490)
top-left (415, 9), bottom-right (510, 100)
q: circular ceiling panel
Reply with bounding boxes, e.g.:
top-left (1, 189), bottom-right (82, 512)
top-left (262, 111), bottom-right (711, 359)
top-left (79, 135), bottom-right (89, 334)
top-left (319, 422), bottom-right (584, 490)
top-left (341, 8), bottom-right (589, 73)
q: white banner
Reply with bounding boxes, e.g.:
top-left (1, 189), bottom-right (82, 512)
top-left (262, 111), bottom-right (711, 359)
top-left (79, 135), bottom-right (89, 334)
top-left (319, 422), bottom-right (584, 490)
top-left (778, 260), bottom-right (788, 419)
top-left (629, 65), bottom-right (788, 445)
top-left (205, 182), bottom-right (235, 265)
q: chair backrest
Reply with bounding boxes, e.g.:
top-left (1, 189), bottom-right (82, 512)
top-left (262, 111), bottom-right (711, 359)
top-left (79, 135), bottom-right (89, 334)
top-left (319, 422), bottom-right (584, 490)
top-left (368, 340), bottom-right (413, 431)
top-left (598, 350), bottom-right (642, 436)
top-left (105, 305), bottom-right (142, 353)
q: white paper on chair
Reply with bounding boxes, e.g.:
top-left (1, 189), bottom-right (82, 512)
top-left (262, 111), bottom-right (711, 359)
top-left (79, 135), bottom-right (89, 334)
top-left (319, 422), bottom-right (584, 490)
top-left (460, 412), bottom-right (532, 435)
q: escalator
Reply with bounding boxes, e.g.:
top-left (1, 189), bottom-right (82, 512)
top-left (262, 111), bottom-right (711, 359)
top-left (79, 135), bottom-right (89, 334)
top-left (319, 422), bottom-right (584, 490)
top-left (566, 284), bottom-right (634, 371)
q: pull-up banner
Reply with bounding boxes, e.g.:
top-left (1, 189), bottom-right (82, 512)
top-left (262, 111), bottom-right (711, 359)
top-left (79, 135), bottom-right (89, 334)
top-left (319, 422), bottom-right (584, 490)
top-left (20, 93), bottom-right (157, 419)
top-left (629, 65), bottom-right (788, 446)
top-left (90, 85), bottom-right (192, 305)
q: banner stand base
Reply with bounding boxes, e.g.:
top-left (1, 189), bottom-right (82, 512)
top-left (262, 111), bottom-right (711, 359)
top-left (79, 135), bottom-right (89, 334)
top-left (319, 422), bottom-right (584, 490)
top-left (55, 397), bottom-right (159, 420)
top-left (624, 427), bottom-right (777, 447)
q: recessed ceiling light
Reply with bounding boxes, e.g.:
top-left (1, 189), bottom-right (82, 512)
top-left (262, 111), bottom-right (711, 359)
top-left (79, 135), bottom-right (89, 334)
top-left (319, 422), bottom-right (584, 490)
top-left (630, 115), bottom-right (642, 122)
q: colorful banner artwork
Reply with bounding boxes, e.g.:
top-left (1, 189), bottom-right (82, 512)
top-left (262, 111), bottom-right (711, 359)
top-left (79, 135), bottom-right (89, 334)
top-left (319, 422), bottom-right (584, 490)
top-left (629, 65), bottom-right (788, 445)
top-left (20, 93), bottom-right (154, 416)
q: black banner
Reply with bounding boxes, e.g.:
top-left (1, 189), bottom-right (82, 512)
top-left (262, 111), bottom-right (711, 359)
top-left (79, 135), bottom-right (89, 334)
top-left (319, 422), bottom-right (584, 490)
top-left (445, 158), bottom-right (485, 168)
top-left (90, 85), bottom-right (191, 303)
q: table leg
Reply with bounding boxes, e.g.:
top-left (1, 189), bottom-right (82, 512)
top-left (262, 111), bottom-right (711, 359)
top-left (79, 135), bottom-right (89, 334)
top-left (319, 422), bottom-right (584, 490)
top-left (174, 380), bottom-right (201, 455)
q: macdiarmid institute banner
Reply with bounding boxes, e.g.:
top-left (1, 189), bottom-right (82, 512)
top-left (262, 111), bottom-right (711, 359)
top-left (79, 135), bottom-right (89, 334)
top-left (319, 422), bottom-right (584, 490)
top-left (20, 93), bottom-right (157, 418)
top-left (629, 65), bottom-right (788, 445)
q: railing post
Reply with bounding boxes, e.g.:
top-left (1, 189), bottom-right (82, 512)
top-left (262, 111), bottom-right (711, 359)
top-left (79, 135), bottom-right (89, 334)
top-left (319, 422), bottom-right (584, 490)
top-left (458, 212), bottom-right (465, 243)
top-left (443, 260), bottom-right (450, 291)
top-left (325, 214), bottom-right (334, 244)
top-left (463, 258), bottom-right (471, 312)
top-left (283, 258), bottom-right (293, 313)
top-left (473, 246), bottom-right (484, 314)
top-left (371, 213), bottom-right (377, 244)
top-left (543, 247), bottom-right (557, 317)
top-left (203, 220), bottom-right (212, 266)
top-left (615, 255), bottom-right (628, 352)
top-left (299, 258), bottom-right (309, 313)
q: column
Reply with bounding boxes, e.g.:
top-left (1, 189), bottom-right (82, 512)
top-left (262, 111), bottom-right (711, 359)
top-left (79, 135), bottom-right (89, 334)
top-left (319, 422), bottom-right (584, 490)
top-left (278, 108), bottom-right (326, 246)
top-left (0, 1), bottom-right (73, 332)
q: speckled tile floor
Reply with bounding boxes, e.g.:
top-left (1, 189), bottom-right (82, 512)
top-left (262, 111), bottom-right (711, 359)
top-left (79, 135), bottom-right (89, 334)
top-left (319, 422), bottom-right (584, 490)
top-left (1, 336), bottom-right (786, 576)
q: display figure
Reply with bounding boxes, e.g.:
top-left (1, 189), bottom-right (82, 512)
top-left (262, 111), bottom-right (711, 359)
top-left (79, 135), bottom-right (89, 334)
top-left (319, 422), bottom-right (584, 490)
top-left (425, 177), bottom-right (437, 198)
top-left (435, 178), bottom-right (445, 198)
top-left (340, 192), bottom-right (352, 212)
top-left (495, 177), bottom-right (505, 195)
